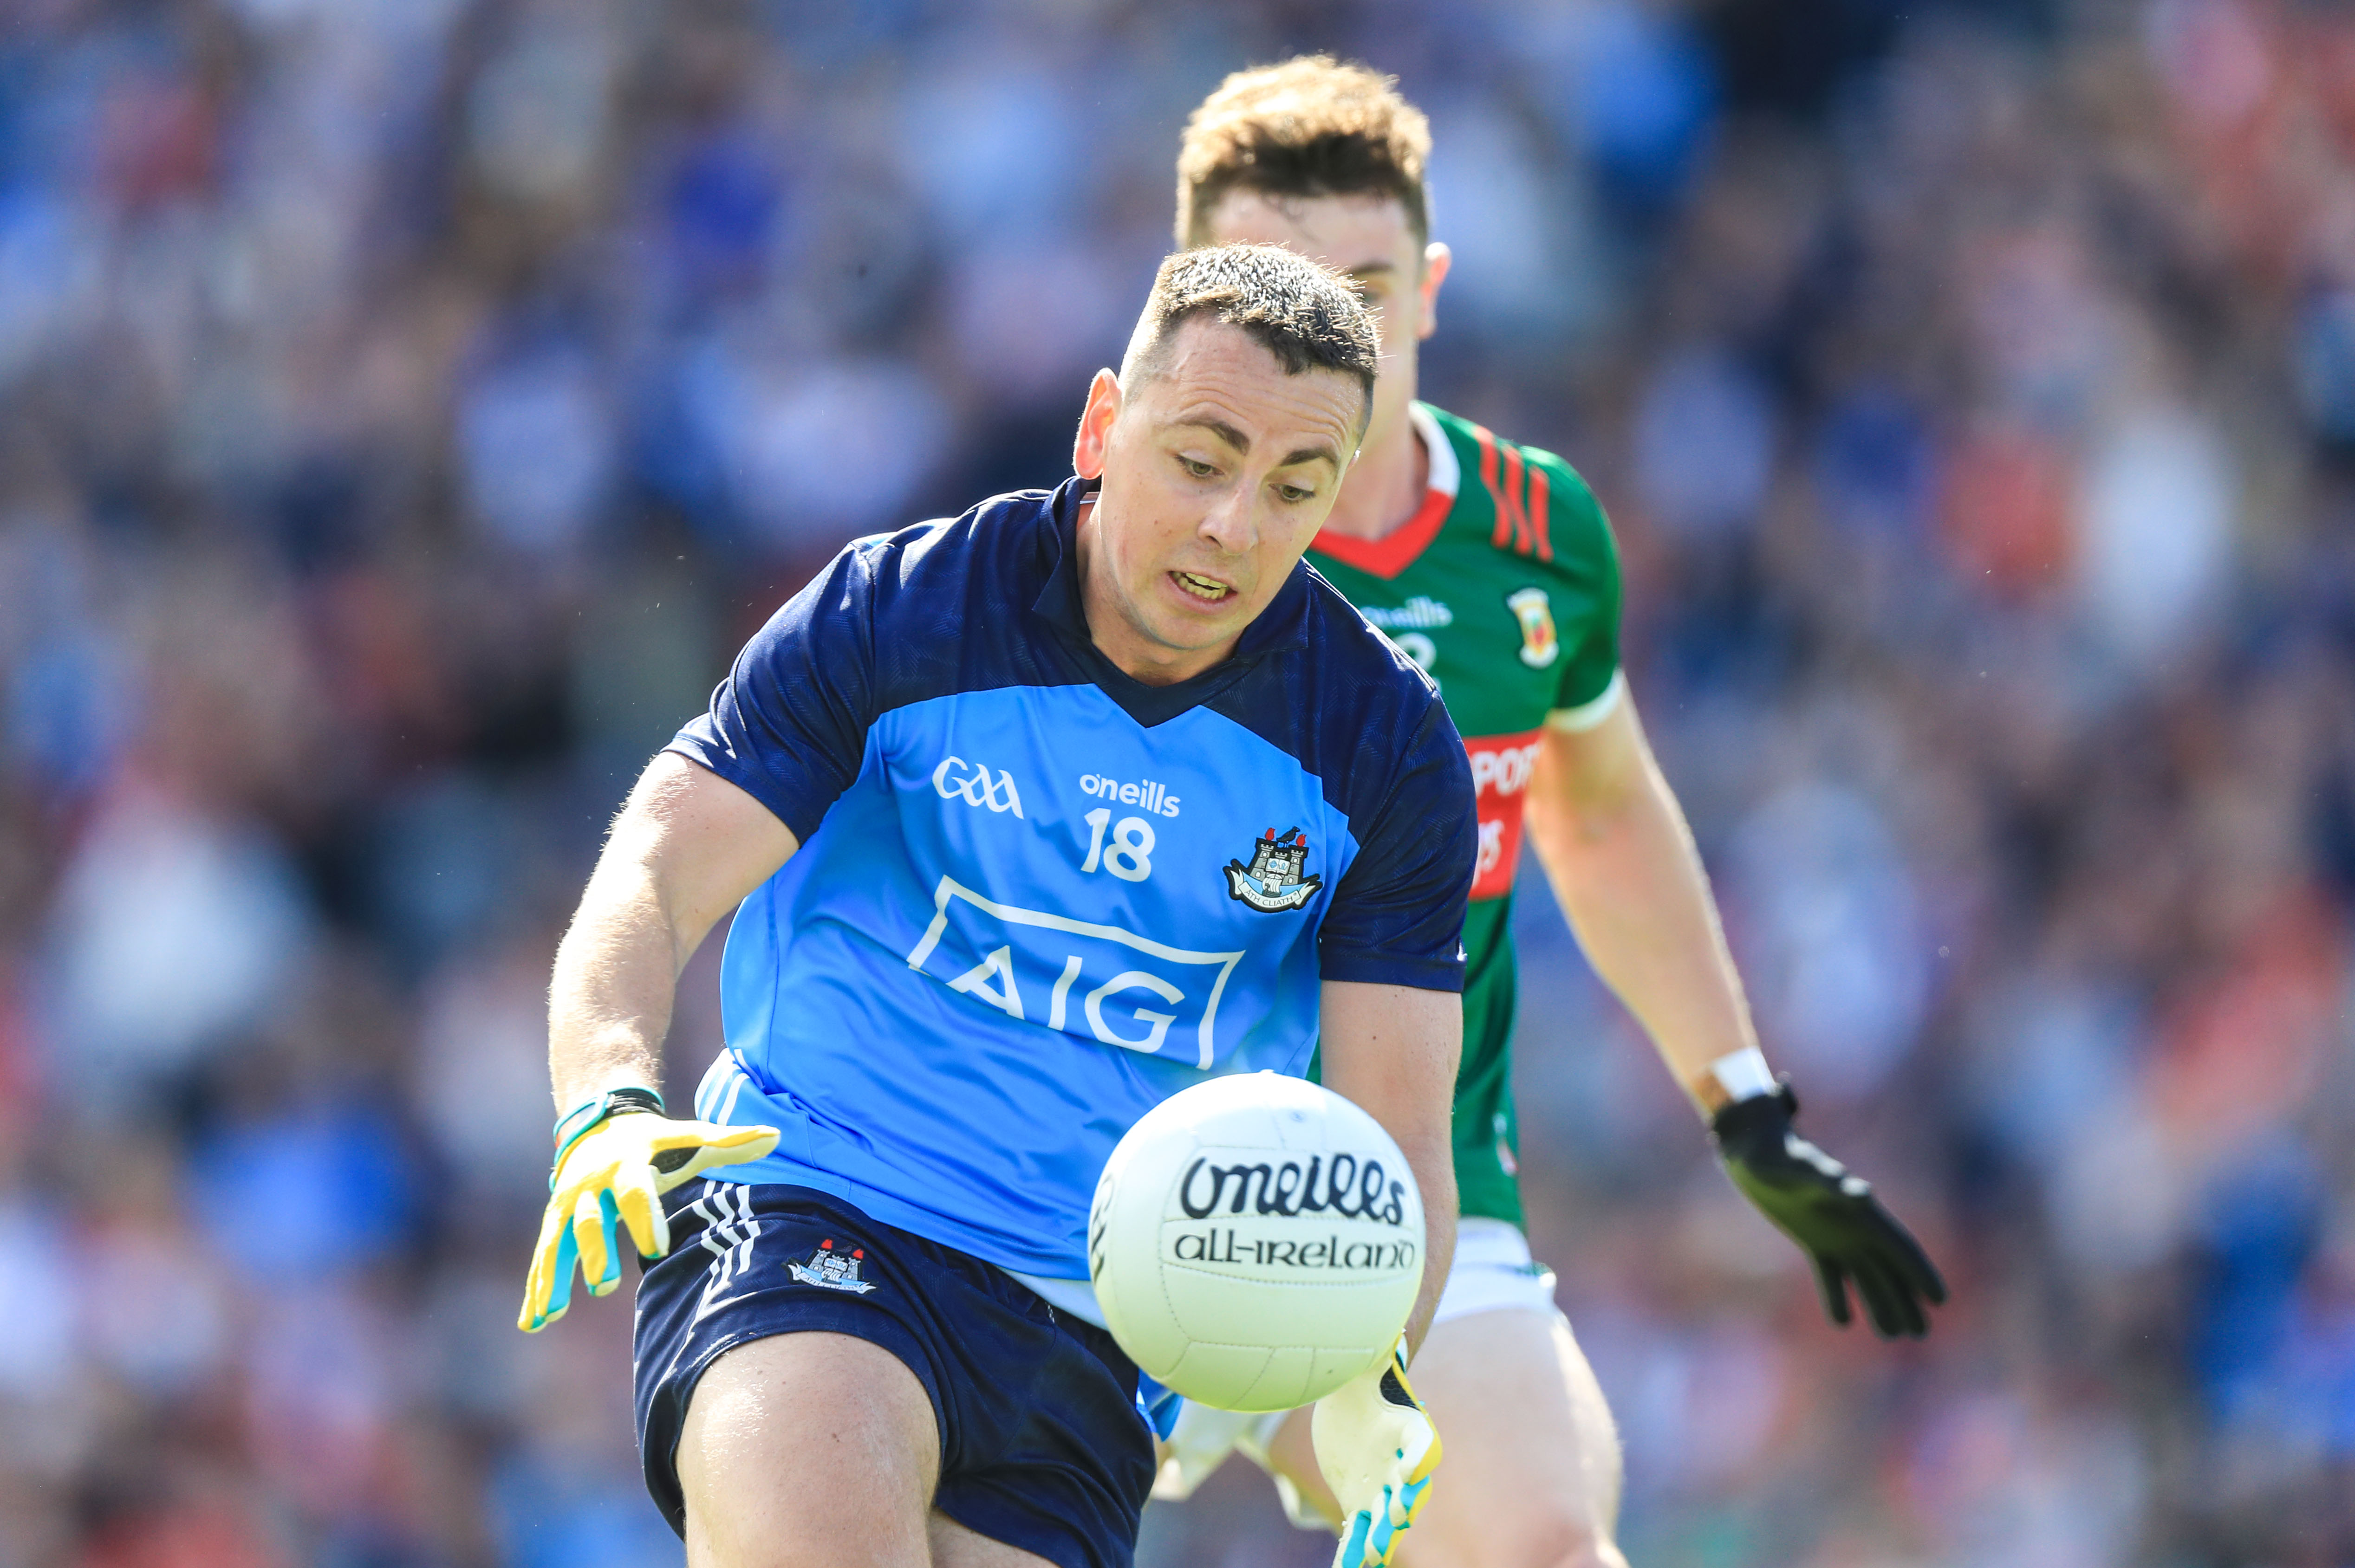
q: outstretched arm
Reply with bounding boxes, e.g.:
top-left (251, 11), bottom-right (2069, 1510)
top-left (1523, 691), bottom-right (1944, 1337)
top-left (520, 752), bottom-right (800, 1333)
top-left (548, 751), bottom-right (800, 1109)
top-left (1521, 693), bottom-right (1757, 1109)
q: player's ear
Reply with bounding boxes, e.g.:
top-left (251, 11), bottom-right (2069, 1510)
top-left (1073, 368), bottom-right (1123, 479)
top-left (1417, 243), bottom-right (1451, 343)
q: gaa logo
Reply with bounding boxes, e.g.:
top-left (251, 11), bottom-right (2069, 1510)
top-left (932, 756), bottom-right (1024, 817)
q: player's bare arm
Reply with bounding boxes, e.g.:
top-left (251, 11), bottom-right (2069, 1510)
top-left (518, 755), bottom-right (798, 1335)
top-left (1521, 694), bottom-right (1754, 1104)
top-left (1526, 695), bottom-right (1945, 1337)
top-left (546, 753), bottom-right (799, 1109)
top-left (1318, 979), bottom-right (1461, 1350)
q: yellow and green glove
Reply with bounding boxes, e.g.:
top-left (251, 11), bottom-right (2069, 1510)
top-left (518, 1086), bottom-right (779, 1332)
top-left (1312, 1339), bottom-right (1441, 1568)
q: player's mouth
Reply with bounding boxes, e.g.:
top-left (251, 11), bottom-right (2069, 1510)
top-left (1169, 569), bottom-right (1234, 604)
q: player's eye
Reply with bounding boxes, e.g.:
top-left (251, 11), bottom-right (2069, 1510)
top-left (1177, 456), bottom-right (1218, 480)
top-left (1277, 482), bottom-right (1316, 504)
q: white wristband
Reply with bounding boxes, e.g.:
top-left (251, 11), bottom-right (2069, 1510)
top-left (1707, 1047), bottom-right (1776, 1104)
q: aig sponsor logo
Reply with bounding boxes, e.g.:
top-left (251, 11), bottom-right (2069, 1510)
top-left (933, 756), bottom-right (1023, 817)
top-left (905, 877), bottom-right (1243, 1069)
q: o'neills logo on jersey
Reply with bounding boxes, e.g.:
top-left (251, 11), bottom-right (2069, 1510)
top-left (1176, 1152), bottom-right (1410, 1226)
top-left (1080, 773), bottom-right (1180, 817)
top-left (1224, 827), bottom-right (1323, 913)
top-left (1360, 596), bottom-right (1454, 630)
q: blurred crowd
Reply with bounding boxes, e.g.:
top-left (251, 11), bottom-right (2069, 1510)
top-left (2, 0), bottom-right (2353, 1562)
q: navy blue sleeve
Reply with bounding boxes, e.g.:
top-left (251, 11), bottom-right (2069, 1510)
top-left (666, 543), bottom-right (880, 843)
top-left (1317, 698), bottom-right (1477, 991)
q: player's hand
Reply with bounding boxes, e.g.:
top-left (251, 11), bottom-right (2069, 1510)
top-left (1311, 1340), bottom-right (1440, 1568)
top-left (518, 1095), bottom-right (778, 1332)
top-left (1711, 1082), bottom-right (1946, 1338)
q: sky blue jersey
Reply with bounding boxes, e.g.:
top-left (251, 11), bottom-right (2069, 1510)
top-left (667, 478), bottom-right (1476, 1279)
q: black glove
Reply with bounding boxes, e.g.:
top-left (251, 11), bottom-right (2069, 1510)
top-left (1710, 1083), bottom-right (1946, 1339)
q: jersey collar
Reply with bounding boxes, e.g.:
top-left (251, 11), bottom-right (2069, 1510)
top-left (1306, 402), bottom-right (1459, 581)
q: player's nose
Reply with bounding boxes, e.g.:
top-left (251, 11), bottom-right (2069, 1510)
top-left (1194, 486), bottom-right (1258, 557)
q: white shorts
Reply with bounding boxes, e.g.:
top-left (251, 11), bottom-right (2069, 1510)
top-left (1152, 1218), bottom-right (1558, 1515)
top-left (1431, 1216), bottom-right (1559, 1324)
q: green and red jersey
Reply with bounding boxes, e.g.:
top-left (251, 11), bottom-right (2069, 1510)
top-left (1308, 403), bottom-right (1625, 1227)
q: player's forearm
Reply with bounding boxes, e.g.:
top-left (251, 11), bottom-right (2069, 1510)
top-left (1524, 717), bottom-right (1760, 1114)
top-left (1357, 1121), bottom-right (1455, 1352)
top-left (547, 863), bottom-right (689, 1110)
top-left (546, 753), bottom-right (802, 1113)
top-left (1317, 980), bottom-right (1461, 1353)
top-left (1402, 1175), bottom-right (1455, 1352)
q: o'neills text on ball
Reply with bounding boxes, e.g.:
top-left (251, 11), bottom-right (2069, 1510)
top-left (1176, 1154), bottom-right (1410, 1226)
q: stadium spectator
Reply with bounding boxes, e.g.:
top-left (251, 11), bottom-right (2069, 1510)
top-left (1, 1), bottom-right (2351, 1562)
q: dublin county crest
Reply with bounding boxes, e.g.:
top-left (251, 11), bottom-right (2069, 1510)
top-left (787, 1238), bottom-right (876, 1294)
top-left (1224, 828), bottom-right (1324, 913)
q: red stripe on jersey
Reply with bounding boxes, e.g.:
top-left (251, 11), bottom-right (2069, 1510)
top-left (1310, 482), bottom-right (1454, 580)
top-left (1472, 424), bottom-right (1509, 547)
top-left (1528, 463), bottom-right (1552, 562)
top-left (1500, 443), bottom-right (1530, 555)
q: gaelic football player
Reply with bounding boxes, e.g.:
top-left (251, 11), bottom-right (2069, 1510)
top-left (519, 245), bottom-right (1470, 1568)
top-left (1152, 60), bottom-right (1946, 1568)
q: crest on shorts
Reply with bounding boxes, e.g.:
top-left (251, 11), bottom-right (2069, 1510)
top-left (1224, 827), bottom-right (1323, 913)
top-left (1506, 587), bottom-right (1559, 669)
top-left (787, 1238), bottom-right (876, 1294)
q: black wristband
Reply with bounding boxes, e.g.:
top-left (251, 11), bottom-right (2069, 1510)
top-left (604, 1086), bottom-right (665, 1119)
top-left (1709, 1081), bottom-right (1797, 1147)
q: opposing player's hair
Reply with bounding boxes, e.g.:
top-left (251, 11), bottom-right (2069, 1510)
top-left (1121, 244), bottom-right (1379, 433)
top-left (1176, 55), bottom-right (1431, 248)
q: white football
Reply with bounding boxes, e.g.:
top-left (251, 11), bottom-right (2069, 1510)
top-left (1088, 1071), bottom-right (1424, 1412)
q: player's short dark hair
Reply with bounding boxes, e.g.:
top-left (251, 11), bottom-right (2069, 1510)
top-left (1122, 244), bottom-right (1378, 432)
top-left (1176, 56), bottom-right (1431, 248)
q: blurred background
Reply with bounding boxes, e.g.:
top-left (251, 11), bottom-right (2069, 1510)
top-left (2, 0), bottom-right (2353, 1562)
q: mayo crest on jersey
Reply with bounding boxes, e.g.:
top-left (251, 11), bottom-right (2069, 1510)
top-left (668, 479), bottom-right (1475, 1281)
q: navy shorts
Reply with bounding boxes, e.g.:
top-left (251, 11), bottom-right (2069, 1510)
top-left (633, 1182), bottom-right (1157, 1568)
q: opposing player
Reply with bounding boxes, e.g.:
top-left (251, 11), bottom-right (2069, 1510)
top-left (1151, 60), bottom-right (1947, 1568)
top-left (516, 244), bottom-right (1474, 1568)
